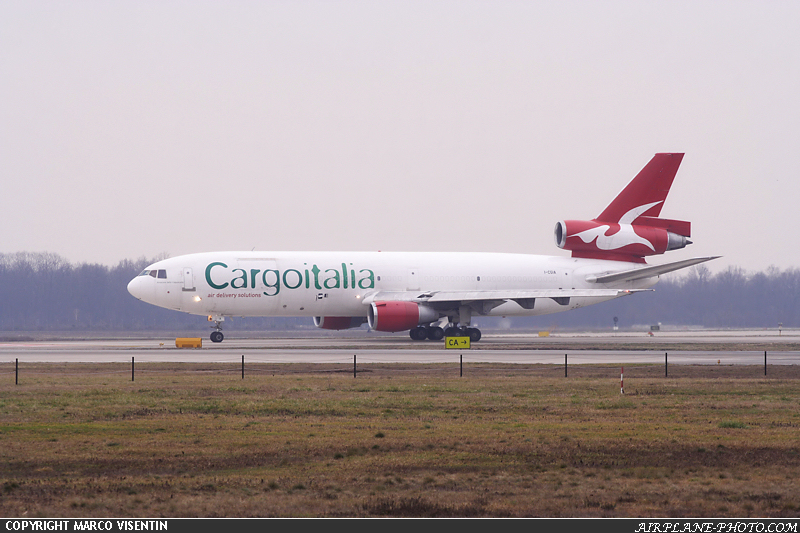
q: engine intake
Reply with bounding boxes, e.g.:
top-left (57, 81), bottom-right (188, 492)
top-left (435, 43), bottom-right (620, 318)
top-left (368, 301), bottom-right (438, 332)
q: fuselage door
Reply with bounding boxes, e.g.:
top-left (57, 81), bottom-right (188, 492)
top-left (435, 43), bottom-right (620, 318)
top-left (183, 267), bottom-right (195, 291)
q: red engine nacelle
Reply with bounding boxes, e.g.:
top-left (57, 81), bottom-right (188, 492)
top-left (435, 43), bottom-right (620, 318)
top-left (313, 316), bottom-right (366, 330)
top-left (368, 301), bottom-right (439, 332)
top-left (554, 219), bottom-right (691, 263)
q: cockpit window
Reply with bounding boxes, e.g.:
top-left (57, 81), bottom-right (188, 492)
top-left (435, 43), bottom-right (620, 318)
top-left (138, 269), bottom-right (167, 278)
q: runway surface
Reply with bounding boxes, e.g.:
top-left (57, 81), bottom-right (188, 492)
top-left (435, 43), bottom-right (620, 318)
top-left (2, 330), bottom-right (799, 365)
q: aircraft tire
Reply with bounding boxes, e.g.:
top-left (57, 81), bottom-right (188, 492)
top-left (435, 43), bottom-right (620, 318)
top-left (467, 328), bottom-right (481, 342)
top-left (409, 327), bottom-right (427, 341)
top-left (426, 326), bottom-right (444, 341)
top-left (210, 331), bottom-right (224, 343)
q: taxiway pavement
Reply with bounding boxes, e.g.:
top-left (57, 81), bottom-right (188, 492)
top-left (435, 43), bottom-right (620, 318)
top-left (1, 330), bottom-right (798, 365)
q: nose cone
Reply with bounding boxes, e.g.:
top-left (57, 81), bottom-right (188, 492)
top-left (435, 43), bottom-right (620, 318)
top-left (127, 276), bottom-right (146, 300)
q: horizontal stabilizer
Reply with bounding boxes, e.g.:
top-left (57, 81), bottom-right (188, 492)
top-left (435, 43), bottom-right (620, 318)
top-left (586, 256), bottom-right (720, 284)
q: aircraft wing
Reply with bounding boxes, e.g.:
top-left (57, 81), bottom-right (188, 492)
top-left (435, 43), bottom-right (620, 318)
top-left (585, 256), bottom-right (720, 284)
top-left (363, 288), bottom-right (647, 313)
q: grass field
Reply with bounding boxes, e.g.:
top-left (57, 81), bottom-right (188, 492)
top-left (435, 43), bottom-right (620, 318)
top-left (1, 362), bottom-right (799, 517)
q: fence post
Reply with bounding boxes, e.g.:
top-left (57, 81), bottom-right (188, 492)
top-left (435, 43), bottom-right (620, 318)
top-left (764, 351), bottom-right (767, 376)
top-left (131, 357), bottom-right (134, 382)
top-left (665, 352), bottom-right (668, 378)
top-left (353, 355), bottom-right (356, 378)
top-left (564, 354), bottom-right (568, 378)
top-left (460, 354), bottom-right (463, 377)
top-left (242, 355), bottom-right (245, 380)
top-left (15, 358), bottom-right (18, 385)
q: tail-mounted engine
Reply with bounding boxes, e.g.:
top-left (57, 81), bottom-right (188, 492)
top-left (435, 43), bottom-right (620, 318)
top-left (554, 218), bottom-right (691, 263)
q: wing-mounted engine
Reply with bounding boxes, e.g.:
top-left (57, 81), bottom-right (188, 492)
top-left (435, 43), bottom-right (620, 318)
top-left (554, 218), bottom-right (691, 263)
top-left (368, 301), bottom-right (439, 332)
top-left (313, 316), bottom-right (367, 330)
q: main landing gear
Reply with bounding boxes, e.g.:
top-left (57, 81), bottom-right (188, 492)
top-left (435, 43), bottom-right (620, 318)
top-left (409, 325), bottom-right (482, 342)
top-left (409, 305), bottom-right (482, 342)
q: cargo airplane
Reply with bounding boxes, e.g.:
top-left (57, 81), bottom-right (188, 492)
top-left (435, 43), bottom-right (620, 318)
top-left (127, 153), bottom-right (716, 342)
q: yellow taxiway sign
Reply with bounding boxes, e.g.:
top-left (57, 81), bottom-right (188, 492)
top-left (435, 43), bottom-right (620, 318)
top-left (445, 336), bottom-right (471, 349)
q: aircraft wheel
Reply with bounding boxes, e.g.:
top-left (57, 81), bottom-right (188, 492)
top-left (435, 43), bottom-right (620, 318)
top-left (409, 327), bottom-right (427, 341)
top-left (444, 326), bottom-right (459, 337)
top-left (467, 328), bottom-right (482, 342)
top-left (426, 326), bottom-right (444, 341)
top-left (210, 331), bottom-right (224, 343)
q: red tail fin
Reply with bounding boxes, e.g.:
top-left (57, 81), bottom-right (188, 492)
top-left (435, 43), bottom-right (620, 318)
top-left (555, 153), bottom-right (692, 263)
top-left (596, 153), bottom-right (684, 224)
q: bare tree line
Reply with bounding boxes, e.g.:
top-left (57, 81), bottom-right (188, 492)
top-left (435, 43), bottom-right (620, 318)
top-left (0, 252), bottom-right (302, 332)
top-left (1, 252), bottom-right (798, 332)
top-left (518, 264), bottom-right (800, 331)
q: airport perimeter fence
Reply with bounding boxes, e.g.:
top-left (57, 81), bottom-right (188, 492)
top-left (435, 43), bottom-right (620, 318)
top-left (4, 351), bottom-right (800, 385)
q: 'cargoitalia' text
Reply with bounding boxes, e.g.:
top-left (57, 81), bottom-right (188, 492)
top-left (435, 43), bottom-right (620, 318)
top-left (205, 262), bottom-right (375, 296)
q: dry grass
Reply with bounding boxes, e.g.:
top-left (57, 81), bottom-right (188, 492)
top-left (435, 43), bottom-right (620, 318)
top-left (1, 362), bottom-right (799, 517)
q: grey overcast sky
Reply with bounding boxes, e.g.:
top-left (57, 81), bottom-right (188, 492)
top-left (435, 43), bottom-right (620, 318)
top-left (2, 1), bottom-right (798, 274)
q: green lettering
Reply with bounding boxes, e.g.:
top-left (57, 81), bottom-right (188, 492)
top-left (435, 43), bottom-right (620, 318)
top-left (250, 269), bottom-right (261, 289)
top-left (205, 262), bottom-right (229, 290)
top-left (262, 269), bottom-right (280, 296)
top-left (207, 261), bottom-right (374, 294)
top-left (283, 269), bottom-right (303, 289)
top-left (358, 269), bottom-right (375, 289)
top-left (311, 265), bottom-right (321, 290)
top-left (324, 269), bottom-right (340, 289)
top-left (231, 268), bottom-right (248, 289)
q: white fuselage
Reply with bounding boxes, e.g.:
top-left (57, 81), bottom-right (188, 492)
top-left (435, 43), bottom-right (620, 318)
top-left (127, 251), bottom-right (657, 319)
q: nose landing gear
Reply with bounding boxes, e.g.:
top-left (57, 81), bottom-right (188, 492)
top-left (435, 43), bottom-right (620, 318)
top-left (208, 315), bottom-right (225, 343)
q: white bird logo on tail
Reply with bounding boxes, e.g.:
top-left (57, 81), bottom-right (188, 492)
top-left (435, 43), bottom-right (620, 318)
top-left (573, 201), bottom-right (662, 251)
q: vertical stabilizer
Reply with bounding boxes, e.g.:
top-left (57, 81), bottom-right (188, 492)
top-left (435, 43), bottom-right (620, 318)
top-left (596, 153), bottom-right (684, 224)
